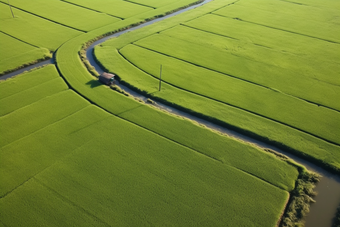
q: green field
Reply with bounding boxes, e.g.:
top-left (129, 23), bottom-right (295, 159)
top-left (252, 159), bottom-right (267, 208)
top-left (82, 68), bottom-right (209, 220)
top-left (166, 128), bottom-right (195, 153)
top-left (0, 64), bottom-right (299, 226)
top-left (0, 32), bottom-right (50, 75)
top-left (1, 0), bottom-right (335, 226)
top-left (0, 0), bottom-right (121, 32)
top-left (95, 0), bottom-right (340, 172)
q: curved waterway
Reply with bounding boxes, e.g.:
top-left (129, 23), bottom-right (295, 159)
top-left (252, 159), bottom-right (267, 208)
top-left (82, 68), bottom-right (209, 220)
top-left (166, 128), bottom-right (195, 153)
top-left (2, 0), bottom-right (339, 226)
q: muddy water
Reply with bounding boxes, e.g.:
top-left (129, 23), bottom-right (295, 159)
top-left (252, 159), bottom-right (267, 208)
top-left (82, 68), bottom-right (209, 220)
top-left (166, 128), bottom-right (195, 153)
top-left (2, 0), bottom-right (339, 226)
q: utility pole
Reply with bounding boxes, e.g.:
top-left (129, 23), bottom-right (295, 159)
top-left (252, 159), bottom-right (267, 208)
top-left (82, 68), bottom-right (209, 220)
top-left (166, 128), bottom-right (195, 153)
top-left (159, 64), bottom-right (162, 91)
top-left (7, 0), bottom-right (15, 18)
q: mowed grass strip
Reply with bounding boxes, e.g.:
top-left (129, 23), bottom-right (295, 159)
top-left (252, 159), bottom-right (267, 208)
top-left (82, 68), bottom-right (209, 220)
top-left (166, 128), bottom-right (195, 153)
top-left (133, 33), bottom-right (340, 112)
top-left (213, 0), bottom-right (340, 43)
top-left (0, 32), bottom-right (50, 75)
top-left (0, 3), bottom-right (82, 51)
top-left (24, 115), bottom-right (290, 227)
top-left (62, 0), bottom-right (152, 19)
top-left (122, 40), bottom-right (340, 145)
top-left (0, 0), bottom-right (121, 32)
top-left (182, 14), bottom-right (340, 85)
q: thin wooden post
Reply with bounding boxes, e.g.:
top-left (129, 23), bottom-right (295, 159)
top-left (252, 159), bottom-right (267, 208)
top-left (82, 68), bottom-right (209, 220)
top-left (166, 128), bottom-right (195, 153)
top-left (159, 64), bottom-right (162, 91)
top-left (7, 0), bottom-right (14, 18)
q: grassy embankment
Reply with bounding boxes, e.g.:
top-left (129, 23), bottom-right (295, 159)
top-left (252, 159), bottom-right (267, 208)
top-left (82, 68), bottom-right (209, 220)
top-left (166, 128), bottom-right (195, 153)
top-left (95, 0), bottom-right (340, 174)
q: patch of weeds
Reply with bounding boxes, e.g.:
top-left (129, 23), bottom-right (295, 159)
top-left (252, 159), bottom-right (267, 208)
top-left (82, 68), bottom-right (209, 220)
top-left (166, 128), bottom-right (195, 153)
top-left (110, 84), bottom-right (129, 96)
top-left (146, 98), bottom-right (155, 104)
top-left (280, 169), bottom-right (320, 227)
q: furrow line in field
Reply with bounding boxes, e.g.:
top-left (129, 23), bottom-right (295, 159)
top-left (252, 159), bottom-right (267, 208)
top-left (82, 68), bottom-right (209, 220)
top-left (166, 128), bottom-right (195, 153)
top-left (114, 109), bottom-right (290, 191)
top-left (117, 48), bottom-right (340, 147)
top-left (0, 77), bottom-right (60, 102)
top-left (60, 0), bottom-right (124, 20)
top-left (1, 104), bottom-right (90, 150)
top-left (130, 44), bottom-right (339, 113)
top-left (0, 30), bottom-right (40, 49)
top-left (210, 14), bottom-right (340, 45)
top-left (0, 1), bottom-right (87, 33)
top-left (278, 0), bottom-right (309, 6)
top-left (123, 0), bottom-right (156, 9)
top-left (34, 178), bottom-right (112, 227)
top-left (130, 44), bottom-right (277, 91)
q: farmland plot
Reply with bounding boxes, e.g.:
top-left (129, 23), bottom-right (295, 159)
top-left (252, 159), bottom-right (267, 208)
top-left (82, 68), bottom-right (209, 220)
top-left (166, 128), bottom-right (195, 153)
top-left (0, 0), bottom-right (121, 32)
top-left (0, 3), bottom-right (82, 51)
top-left (95, 0), bottom-right (340, 171)
top-left (0, 32), bottom-right (50, 75)
top-left (62, 0), bottom-right (153, 19)
top-left (0, 65), bottom-right (299, 226)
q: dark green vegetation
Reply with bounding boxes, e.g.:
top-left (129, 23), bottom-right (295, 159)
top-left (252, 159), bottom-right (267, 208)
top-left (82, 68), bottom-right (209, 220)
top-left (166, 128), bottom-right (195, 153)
top-left (96, 0), bottom-right (340, 174)
top-left (333, 205), bottom-right (340, 227)
top-left (281, 170), bottom-right (320, 227)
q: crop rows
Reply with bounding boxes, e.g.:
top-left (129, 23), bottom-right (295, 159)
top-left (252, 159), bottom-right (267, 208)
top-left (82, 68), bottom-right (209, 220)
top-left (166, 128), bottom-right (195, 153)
top-left (0, 63), bottom-right (297, 226)
top-left (95, 0), bottom-right (340, 172)
top-left (0, 32), bottom-right (50, 75)
top-left (0, 0), bottom-right (121, 32)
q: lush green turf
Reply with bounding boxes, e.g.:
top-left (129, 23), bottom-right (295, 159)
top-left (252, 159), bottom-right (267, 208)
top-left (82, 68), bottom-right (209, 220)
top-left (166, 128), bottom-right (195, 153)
top-left (0, 3), bottom-right (82, 51)
top-left (95, 0), bottom-right (340, 172)
top-left (0, 0), bottom-right (121, 32)
top-left (0, 32), bottom-right (50, 74)
top-left (0, 64), bottom-right (298, 226)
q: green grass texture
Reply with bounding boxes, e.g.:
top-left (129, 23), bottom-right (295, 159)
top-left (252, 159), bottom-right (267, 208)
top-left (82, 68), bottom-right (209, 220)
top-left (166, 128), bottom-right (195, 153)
top-left (0, 3), bottom-right (82, 51)
top-left (0, 0), bottom-right (121, 32)
top-left (0, 63), bottom-right (297, 226)
top-left (0, 32), bottom-right (50, 74)
top-left (95, 0), bottom-right (340, 172)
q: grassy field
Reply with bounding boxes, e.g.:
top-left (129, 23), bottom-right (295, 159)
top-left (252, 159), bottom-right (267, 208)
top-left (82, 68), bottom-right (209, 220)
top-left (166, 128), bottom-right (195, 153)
top-left (95, 0), bottom-right (340, 173)
top-left (0, 0), bottom-right (121, 32)
top-left (0, 3), bottom-right (82, 51)
top-left (0, 64), bottom-right (299, 226)
top-left (0, 32), bottom-right (50, 75)
top-left (1, 0), bottom-right (333, 226)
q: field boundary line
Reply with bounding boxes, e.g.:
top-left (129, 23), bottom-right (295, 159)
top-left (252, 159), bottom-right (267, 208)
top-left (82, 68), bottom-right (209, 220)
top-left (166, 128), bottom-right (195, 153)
top-left (129, 43), bottom-right (340, 113)
top-left (0, 1), bottom-right (87, 33)
top-left (211, 13), bottom-right (340, 45)
top-left (0, 77), bottom-right (62, 103)
top-left (60, 0), bottom-right (124, 20)
top-left (0, 30), bottom-right (40, 49)
top-left (123, 0), bottom-right (156, 9)
top-left (117, 47), bottom-right (340, 147)
top-left (0, 102), bottom-right (90, 150)
top-left (34, 178), bottom-right (112, 227)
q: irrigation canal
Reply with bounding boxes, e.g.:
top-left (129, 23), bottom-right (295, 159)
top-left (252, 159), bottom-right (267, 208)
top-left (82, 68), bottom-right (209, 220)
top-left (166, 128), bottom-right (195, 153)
top-left (2, 0), bottom-right (339, 226)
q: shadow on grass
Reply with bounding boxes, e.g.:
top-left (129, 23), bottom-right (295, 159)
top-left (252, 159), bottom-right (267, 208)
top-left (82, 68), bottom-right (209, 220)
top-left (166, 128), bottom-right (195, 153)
top-left (86, 80), bottom-right (102, 88)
